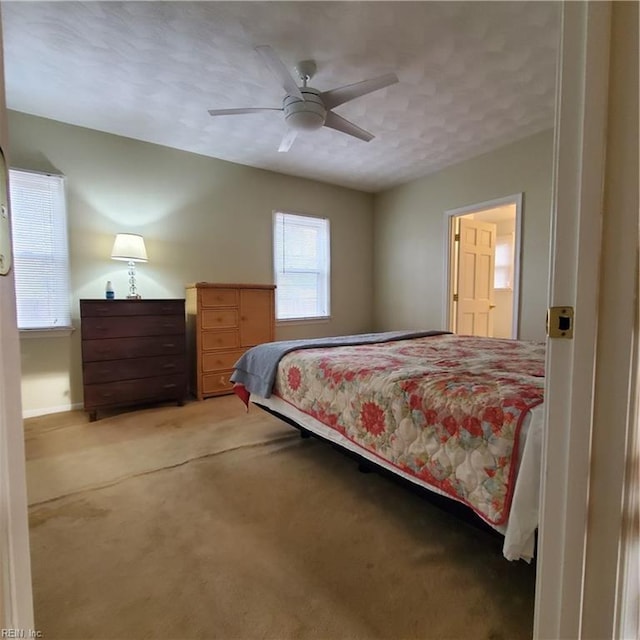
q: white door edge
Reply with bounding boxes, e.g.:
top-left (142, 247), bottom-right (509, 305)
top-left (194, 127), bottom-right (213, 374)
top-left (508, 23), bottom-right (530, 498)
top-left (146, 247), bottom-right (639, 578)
top-left (0, 292), bottom-right (34, 630)
top-left (0, 214), bottom-right (34, 629)
top-left (534, 2), bottom-right (611, 639)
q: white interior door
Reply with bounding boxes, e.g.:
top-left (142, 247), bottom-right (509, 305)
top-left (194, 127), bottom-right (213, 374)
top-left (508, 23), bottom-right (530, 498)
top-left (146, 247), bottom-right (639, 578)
top-left (443, 195), bottom-right (521, 340)
top-left (455, 218), bottom-right (496, 336)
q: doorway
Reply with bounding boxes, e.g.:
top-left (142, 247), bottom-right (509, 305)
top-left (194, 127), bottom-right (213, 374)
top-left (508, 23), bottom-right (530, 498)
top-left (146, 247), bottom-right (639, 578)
top-left (443, 193), bottom-right (522, 338)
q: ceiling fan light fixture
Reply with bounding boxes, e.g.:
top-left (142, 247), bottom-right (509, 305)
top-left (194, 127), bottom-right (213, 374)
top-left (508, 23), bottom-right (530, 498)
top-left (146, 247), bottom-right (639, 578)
top-left (285, 109), bottom-right (325, 131)
top-left (207, 45), bottom-right (400, 151)
top-left (283, 90), bottom-right (326, 131)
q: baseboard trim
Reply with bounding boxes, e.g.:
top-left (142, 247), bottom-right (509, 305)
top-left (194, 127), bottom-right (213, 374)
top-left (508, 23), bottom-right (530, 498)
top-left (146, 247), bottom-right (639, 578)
top-left (23, 403), bottom-right (83, 419)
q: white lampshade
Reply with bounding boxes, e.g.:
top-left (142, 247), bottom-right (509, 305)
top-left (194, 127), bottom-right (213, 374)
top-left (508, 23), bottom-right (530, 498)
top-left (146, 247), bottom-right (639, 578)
top-left (111, 233), bottom-right (148, 262)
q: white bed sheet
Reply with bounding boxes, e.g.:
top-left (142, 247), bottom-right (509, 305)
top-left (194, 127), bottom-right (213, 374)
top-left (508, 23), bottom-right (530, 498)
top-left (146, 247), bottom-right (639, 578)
top-left (251, 393), bottom-right (543, 562)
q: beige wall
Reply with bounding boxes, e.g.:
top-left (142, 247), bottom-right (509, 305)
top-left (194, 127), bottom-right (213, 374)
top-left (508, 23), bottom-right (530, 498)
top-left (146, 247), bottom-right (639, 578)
top-left (8, 111), bottom-right (374, 415)
top-left (372, 129), bottom-right (553, 341)
top-left (10, 113), bottom-right (555, 416)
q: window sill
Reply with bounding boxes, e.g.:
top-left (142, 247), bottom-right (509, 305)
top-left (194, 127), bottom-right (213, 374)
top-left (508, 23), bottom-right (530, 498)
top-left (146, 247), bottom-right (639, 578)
top-left (276, 316), bottom-right (331, 325)
top-left (19, 327), bottom-right (75, 339)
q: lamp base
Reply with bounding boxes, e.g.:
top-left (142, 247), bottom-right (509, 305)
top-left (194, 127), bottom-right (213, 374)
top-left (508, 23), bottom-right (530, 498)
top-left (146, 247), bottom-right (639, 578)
top-left (126, 294), bottom-right (142, 300)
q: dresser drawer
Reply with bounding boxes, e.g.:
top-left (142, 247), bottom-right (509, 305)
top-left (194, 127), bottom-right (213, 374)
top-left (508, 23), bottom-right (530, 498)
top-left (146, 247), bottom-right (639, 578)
top-left (83, 355), bottom-right (185, 385)
top-left (202, 370), bottom-right (234, 395)
top-left (201, 309), bottom-right (238, 330)
top-left (82, 335), bottom-right (185, 362)
top-left (199, 288), bottom-right (238, 308)
top-left (201, 330), bottom-right (239, 351)
top-left (83, 374), bottom-right (186, 409)
top-left (202, 349), bottom-right (245, 373)
top-left (185, 284), bottom-right (275, 400)
top-left (81, 300), bottom-right (184, 317)
top-left (82, 315), bottom-right (184, 339)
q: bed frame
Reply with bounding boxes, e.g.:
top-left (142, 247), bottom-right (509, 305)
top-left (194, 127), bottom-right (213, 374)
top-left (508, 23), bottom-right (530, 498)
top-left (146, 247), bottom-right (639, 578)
top-left (254, 400), bottom-right (505, 542)
top-left (234, 332), bottom-right (544, 561)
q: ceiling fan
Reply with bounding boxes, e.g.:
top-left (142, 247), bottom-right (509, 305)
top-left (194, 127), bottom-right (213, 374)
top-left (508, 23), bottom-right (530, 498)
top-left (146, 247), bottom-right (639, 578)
top-left (208, 45), bottom-right (399, 152)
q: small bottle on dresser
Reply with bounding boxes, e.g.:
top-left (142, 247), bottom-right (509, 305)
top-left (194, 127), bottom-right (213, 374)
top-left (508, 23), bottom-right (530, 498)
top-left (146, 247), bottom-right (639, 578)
top-left (105, 280), bottom-right (115, 299)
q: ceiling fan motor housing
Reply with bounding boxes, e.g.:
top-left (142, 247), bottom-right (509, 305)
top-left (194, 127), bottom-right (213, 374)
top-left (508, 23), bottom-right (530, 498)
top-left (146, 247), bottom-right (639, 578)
top-left (283, 87), bottom-right (326, 131)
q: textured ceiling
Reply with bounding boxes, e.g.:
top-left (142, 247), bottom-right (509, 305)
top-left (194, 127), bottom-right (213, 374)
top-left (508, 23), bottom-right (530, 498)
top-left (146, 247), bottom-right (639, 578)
top-left (1, 1), bottom-right (560, 193)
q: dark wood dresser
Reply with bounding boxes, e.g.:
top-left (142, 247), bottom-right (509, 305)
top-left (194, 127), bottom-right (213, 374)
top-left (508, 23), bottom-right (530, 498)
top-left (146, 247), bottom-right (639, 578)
top-left (80, 299), bottom-right (187, 421)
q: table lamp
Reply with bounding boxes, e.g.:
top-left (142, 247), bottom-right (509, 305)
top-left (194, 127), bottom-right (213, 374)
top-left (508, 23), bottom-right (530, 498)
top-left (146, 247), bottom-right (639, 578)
top-left (111, 233), bottom-right (148, 299)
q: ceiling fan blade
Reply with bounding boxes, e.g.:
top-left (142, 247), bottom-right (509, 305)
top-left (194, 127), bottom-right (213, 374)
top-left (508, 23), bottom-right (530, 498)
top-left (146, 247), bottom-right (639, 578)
top-left (208, 107), bottom-right (282, 116)
top-left (324, 111), bottom-right (374, 142)
top-left (255, 45), bottom-right (304, 100)
top-left (278, 129), bottom-right (298, 153)
top-left (321, 73), bottom-right (399, 110)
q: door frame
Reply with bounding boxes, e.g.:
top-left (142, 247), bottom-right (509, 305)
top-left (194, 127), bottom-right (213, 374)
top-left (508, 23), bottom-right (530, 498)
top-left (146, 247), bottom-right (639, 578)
top-left (534, 2), bottom-right (615, 638)
top-left (442, 192), bottom-right (522, 338)
top-left (0, 13), bottom-right (34, 627)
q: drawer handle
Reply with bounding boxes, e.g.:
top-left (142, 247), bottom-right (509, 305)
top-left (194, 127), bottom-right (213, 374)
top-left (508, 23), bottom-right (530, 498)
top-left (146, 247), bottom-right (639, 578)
top-left (100, 392), bottom-right (114, 398)
top-left (162, 343), bottom-right (176, 348)
top-left (162, 323), bottom-right (177, 328)
top-left (163, 383), bottom-right (177, 389)
top-left (162, 363), bottom-right (176, 369)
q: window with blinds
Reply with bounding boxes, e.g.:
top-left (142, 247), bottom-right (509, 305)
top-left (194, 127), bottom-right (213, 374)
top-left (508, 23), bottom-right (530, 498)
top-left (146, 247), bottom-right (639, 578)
top-left (494, 232), bottom-right (515, 290)
top-left (9, 169), bottom-right (72, 330)
top-left (273, 212), bottom-right (330, 320)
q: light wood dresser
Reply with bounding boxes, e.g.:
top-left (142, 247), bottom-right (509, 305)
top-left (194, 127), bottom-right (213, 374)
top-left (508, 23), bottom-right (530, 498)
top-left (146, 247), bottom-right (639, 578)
top-left (185, 283), bottom-right (276, 400)
top-left (80, 299), bottom-right (187, 421)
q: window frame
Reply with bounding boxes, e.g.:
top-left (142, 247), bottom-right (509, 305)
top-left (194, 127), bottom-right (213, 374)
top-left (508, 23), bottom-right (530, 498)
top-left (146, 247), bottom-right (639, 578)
top-left (8, 168), bottom-right (73, 334)
top-left (272, 210), bottom-right (331, 323)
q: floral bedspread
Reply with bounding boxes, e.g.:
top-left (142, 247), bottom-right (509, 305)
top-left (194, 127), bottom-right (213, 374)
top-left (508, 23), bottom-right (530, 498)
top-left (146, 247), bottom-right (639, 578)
top-left (273, 334), bottom-right (545, 525)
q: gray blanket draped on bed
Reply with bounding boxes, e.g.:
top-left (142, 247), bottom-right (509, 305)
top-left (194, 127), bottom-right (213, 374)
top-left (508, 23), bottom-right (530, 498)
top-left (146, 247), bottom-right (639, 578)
top-left (230, 330), bottom-right (448, 398)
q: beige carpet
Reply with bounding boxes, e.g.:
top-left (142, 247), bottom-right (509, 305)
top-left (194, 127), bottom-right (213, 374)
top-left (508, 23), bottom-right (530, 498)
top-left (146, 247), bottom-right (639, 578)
top-left (25, 397), bottom-right (535, 640)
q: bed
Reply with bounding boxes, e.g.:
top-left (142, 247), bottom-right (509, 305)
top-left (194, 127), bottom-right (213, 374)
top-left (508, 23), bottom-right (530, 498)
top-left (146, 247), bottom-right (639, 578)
top-left (231, 331), bottom-right (545, 562)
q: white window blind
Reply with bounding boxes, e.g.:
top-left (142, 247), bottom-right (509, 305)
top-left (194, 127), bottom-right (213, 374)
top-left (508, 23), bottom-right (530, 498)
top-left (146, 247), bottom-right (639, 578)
top-left (9, 169), bottom-right (72, 330)
top-left (273, 212), bottom-right (330, 320)
top-left (494, 233), bottom-right (515, 290)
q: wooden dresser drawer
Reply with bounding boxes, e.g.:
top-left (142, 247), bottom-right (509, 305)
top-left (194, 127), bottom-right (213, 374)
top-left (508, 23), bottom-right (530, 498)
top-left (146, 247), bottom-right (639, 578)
top-left (185, 284), bottom-right (275, 400)
top-left (202, 330), bottom-right (239, 351)
top-left (80, 298), bottom-right (187, 420)
top-left (84, 374), bottom-right (186, 408)
top-left (82, 315), bottom-right (184, 340)
top-left (80, 299), bottom-right (184, 317)
top-left (199, 288), bottom-right (238, 308)
top-left (201, 309), bottom-right (238, 330)
top-left (83, 355), bottom-right (185, 385)
top-left (82, 335), bottom-right (185, 362)
top-left (202, 349), bottom-right (244, 373)
top-left (202, 370), bottom-right (234, 395)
